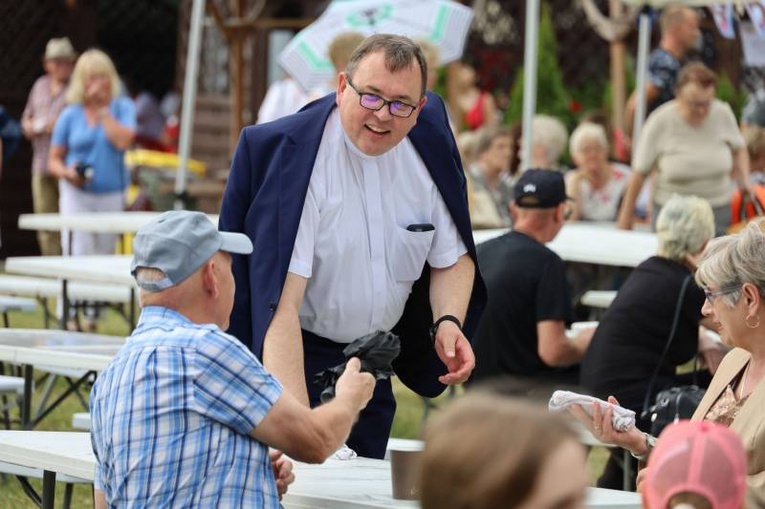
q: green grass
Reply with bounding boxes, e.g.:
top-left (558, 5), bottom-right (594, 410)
top-left (0, 304), bottom-right (608, 508)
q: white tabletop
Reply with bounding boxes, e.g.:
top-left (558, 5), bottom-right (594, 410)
top-left (5, 255), bottom-right (135, 287)
top-left (18, 212), bottom-right (219, 234)
top-left (0, 431), bottom-right (94, 481)
top-left (473, 222), bottom-right (657, 268)
top-left (0, 329), bottom-right (123, 371)
top-left (284, 457), bottom-right (641, 508)
top-left (0, 431), bottom-right (640, 508)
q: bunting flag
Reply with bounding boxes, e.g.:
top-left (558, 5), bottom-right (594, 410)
top-left (745, 0), bottom-right (765, 38)
top-left (710, 2), bottom-right (736, 39)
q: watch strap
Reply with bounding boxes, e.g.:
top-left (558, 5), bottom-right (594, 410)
top-left (429, 315), bottom-right (462, 345)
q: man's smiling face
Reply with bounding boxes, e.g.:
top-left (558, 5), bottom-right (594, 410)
top-left (336, 50), bottom-right (426, 157)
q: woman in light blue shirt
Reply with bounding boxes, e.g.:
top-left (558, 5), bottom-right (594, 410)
top-left (49, 48), bottom-right (135, 330)
top-left (49, 48), bottom-right (135, 256)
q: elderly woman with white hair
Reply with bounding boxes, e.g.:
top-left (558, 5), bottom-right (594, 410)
top-left (524, 114), bottom-right (569, 170)
top-left (565, 123), bottom-right (630, 221)
top-left (578, 194), bottom-right (724, 490)
top-left (571, 219), bottom-right (765, 506)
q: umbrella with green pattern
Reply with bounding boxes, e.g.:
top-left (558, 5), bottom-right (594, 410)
top-left (278, 0), bottom-right (474, 92)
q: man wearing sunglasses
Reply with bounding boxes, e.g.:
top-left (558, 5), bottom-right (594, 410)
top-left (220, 34), bottom-right (486, 459)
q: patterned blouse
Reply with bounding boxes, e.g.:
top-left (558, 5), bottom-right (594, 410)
top-left (704, 370), bottom-right (750, 427)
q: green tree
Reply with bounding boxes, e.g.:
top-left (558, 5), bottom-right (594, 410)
top-left (504, 3), bottom-right (571, 126)
top-left (716, 71), bottom-right (742, 120)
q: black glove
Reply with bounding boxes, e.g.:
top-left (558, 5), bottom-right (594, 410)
top-left (313, 331), bottom-right (401, 403)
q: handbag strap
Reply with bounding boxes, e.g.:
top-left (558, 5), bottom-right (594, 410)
top-left (740, 189), bottom-right (765, 221)
top-left (641, 274), bottom-right (693, 419)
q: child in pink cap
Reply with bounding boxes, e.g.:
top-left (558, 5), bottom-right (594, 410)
top-left (642, 420), bottom-right (747, 509)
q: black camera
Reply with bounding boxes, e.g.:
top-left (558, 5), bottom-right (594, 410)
top-left (75, 162), bottom-right (94, 181)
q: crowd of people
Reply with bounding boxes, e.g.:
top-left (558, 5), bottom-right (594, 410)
top-left (8, 3), bottom-right (765, 507)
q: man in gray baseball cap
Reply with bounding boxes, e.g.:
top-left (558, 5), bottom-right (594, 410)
top-left (131, 210), bottom-right (253, 292)
top-left (90, 210), bottom-right (376, 508)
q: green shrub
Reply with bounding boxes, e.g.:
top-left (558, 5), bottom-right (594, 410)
top-left (504, 3), bottom-right (571, 126)
top-left (716, 71), bottom-right (742, 120)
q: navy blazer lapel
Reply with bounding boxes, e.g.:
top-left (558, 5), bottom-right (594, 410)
top-left (408, 98), bottom-right (473, 257)
top-left (276, 96), bottom-right (338, 279)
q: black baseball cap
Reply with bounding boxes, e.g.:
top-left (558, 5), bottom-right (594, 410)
top-left (513, 168), bottom-right (570, 209)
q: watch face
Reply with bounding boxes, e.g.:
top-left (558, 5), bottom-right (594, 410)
top-left (647, 434), bottom-right (658, 449)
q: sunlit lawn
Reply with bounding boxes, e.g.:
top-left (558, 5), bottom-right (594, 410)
top-left (0, 302), bottom-right (608, 508)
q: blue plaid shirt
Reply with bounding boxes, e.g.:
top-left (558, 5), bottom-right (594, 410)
top-left (90, 306), bottom-right (283, 508)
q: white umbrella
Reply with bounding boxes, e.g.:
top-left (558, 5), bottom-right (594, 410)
top-left (278, 0), bottom-right (475, 92)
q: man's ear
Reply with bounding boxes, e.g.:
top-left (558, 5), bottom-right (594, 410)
top-left (201, 259), bottom-right (218, 298)
top-left (555, 202), bottom-right (566, 223)
top-left (336, 72), bottom-right (348, 106)
top-left (508, 201), bottom-right (518, 221)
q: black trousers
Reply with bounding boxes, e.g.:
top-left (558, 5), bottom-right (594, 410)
top-left (302, 330), bottom-right (396, 459)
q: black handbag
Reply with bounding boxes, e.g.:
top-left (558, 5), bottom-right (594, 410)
top-left (641, 275), bottom-right (706, 437)
top-left (646, 385), bottom-right (706, 437)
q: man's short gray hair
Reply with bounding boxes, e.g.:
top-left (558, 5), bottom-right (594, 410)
top-left (531, 115), bottom-right (568, 165)
top-left (656, 194), bottom-right (714, 263)
top-left (345, 34), bottom-right (428, 97)
top-left (696, 219), bottom-right (765, 307)
top-left (569, 122), bottom-right (608, 156)
top-left (134, 267), bottom-right (168, 295)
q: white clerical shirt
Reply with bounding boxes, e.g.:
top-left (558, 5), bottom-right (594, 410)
top-left (289, 110), bottom-right (467, 342)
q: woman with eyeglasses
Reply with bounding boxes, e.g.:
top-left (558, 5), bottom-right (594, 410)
top-left (578, 194), bottom-right (723, 490)
top-left (571, 219), bottom-right (765, 506)
top-left (617, 62), bottom-right (751, 236)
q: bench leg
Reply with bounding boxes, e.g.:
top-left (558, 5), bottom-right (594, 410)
top-left (32, 371), bottom-right (95, 428)
top-left (63, 482), bottom-right (74, 509)
top-left (42, 470), bottom-right (56, 509)
top-left (16, 475), bottom-right (42, 507)
top-left (22, 365), bottom-right (33, 429)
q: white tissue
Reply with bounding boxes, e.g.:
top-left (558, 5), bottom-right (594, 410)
top-left (548, 390), bottom-right (636, 432)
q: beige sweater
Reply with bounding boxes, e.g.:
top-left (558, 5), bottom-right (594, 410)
top-left (633, 99), bottom-right (744, 207)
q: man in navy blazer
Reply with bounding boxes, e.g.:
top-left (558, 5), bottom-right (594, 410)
top-left (220, 34), bottom-right (486, 458)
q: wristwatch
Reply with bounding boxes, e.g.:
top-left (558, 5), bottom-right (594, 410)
top-left (630, 432), bottom-right (657, 461)
top-left (429, 315), bottom-right (462, 345)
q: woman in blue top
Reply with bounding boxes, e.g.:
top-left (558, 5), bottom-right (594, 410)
top-left (49, 48), bottom-right (135, 257)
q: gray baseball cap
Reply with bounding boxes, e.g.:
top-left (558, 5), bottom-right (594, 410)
top-left (131, 211), bottom-right (253, 291)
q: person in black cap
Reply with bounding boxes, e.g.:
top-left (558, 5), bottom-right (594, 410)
top-left (470, 169), bottom-right (593, 390)
top-left (89, 210), bottom-right (375, 509)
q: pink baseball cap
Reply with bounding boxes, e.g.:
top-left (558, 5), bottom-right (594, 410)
top-left (644, 420), bottom-right (747, 509)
